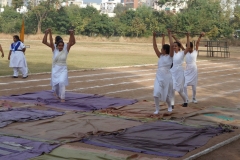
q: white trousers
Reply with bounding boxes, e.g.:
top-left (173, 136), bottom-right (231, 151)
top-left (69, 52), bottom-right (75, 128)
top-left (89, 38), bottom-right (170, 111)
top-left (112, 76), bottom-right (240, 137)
top-left (53, 84), bottom-right (66, 99)
top-left (154, 96), bottom-right (172, 112)
top-left (184, 85), bottom-right (197, 100)
top-left (13, 67), bottom-right (28, 77)
top-left (170, 89), bottom-right (188, 105)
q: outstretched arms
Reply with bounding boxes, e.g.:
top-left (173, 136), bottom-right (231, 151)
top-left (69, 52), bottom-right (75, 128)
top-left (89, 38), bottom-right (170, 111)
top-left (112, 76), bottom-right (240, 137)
top-left (195, 32), bottom-right (205, 51)
top-left (67, 30), bottom-right (76, 52)
top-left (168, 30), bottom-right (174, 57)
top-left (0, 45), bottom-right (4, 58)
top-left (152, 32), bottom-right (162, 58)
top-left (172, 35), bottom-right (185, 50)
top-left (42, 28), bottom-right (54, 52)
top-left (184, 33), bottom-right (190, 55)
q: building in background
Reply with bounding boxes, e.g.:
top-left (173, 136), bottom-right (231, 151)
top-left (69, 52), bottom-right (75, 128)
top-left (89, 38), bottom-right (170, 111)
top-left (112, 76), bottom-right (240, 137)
top-left (100, 0), bottom-right (121, 14)
top-left (0, 0), bottom-right (12, 7)
top-left (146, 0), bottom-right (188, 13)
top-left (124, 0), bottom-right (138, 9)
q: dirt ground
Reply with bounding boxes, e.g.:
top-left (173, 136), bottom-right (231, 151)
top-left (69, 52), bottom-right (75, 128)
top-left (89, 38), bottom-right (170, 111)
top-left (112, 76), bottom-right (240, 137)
top-left (0, 53), bottom-right (240, 159)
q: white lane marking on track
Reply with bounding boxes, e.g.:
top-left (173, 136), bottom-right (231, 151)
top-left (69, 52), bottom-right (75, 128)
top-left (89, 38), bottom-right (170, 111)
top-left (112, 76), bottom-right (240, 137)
top-left (103, 79), bottom-right (240, 95)
top-left (1, 68), bottom-right (240, 91)
top-left (0, 60), bottom-right (239, 85)
top-left (0, 58), bottom-right (232, 78)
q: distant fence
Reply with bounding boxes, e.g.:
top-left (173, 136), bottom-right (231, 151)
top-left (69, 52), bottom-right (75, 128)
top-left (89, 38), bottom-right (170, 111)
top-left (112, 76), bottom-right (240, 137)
top-left (193, 40), bottom-right (230, 58)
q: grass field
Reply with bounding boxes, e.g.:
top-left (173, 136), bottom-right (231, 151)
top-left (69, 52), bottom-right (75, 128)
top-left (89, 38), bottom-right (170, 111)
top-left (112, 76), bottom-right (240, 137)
top-left (0, 39), bottom-right (239, 76)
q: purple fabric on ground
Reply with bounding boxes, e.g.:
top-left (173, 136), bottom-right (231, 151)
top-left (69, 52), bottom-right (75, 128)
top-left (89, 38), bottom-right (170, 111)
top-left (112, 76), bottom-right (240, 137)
top-left (0, 108), bottom-right (64, 128)
top-left (0, 136), bottom-right (58, 160)
top-left (82, 121), bottom-right (227, 158)
top-left (0, 91), bottom-right (138, 111)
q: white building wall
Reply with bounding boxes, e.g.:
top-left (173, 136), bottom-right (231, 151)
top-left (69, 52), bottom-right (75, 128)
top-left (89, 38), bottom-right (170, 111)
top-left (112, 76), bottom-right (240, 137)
top-left (100, 0), bottom-right (121, 14)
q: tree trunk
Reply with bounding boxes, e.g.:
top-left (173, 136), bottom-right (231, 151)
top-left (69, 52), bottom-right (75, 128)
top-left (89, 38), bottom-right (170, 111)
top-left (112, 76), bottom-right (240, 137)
top-left (36, 17), bottom-right (42, 34)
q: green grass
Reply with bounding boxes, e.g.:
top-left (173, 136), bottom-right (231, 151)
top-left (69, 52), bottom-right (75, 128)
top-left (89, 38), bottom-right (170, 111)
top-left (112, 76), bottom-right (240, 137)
top-left (0, 40), bottom-right (239, 76)
top-left (0, 40), bottom-right (158, 76)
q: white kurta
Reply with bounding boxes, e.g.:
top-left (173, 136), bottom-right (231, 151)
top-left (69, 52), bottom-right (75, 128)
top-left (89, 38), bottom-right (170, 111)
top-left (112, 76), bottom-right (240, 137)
top-left (51, 44), bottom-right (69, 87)
top-left (9, 42), bottom-right (27, 68)
top-left (153, 54), bottom-right (173, 101)
top-left (170, 51), bottom-right (185, 92)
top-left (184, 50), bottom-right (198, 87)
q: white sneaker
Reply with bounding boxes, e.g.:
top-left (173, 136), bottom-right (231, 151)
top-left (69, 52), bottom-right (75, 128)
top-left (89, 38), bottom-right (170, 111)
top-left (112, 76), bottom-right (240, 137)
top-left (168, 107), bottom-right (173, 112)
top-left (154, 110), bottom-right (159, 114)
top-left (192, 98), bottom-right (198, 104)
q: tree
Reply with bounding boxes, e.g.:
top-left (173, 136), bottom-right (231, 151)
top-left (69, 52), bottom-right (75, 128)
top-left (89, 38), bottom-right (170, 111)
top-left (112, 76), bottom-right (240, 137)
top-left (29, 0), bottom-right (57, 34)
top-left (12, 0), bottom-right (24, 10)
top-left (131, 17), bottom-right (146, 37)
top-left (114, 4), bottom-right (129, 16)
top-left (0, 6), bottom-right (21, 33)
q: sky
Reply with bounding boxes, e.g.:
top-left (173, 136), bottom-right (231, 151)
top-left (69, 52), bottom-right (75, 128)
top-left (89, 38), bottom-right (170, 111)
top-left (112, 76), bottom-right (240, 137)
top-left (84, 0), bottom-right (101, 4)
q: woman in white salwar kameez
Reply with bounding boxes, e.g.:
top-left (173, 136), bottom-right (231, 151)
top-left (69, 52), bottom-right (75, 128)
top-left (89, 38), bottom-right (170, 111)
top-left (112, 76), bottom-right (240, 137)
top-left (169, 33), bottom-right (190, 107)
top-left (42, 30), bottom-right (64, 92)
top-left (184, 32), bottom-right (205, 104)
top-left (43, 29), bottom-right (75, 102)
top-left (8, 35), bottom-right (28, 78)
top-left (152, 30), bottom-right (174, 114)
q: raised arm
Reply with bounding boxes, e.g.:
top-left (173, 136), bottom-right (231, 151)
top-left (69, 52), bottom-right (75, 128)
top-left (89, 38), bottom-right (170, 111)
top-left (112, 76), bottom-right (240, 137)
top-left (49, 29), bottom-right (54, 52)
top-left (184, 33), bottom-right (190, 55)
top-left (172, 35), bottom-right (185, 50)
top-left (195, 32), bottom-right (205, 51)
top-left (0, 45), bottom-right (4, 58)
top-left (42, 29), bottom-right (50, 46)
top-left (42, 29), bottom-right (54, 52)
top-left (152, 32), bottom-right (162, 58)
top-left (168, 30), bottom-right (174, 57)
top-left (67, 30), bottom-right (75, 52)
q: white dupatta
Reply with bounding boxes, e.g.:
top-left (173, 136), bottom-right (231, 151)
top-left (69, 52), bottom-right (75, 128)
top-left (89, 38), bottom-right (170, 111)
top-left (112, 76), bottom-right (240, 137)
top-left (53, 50), bottom-right (68, 66)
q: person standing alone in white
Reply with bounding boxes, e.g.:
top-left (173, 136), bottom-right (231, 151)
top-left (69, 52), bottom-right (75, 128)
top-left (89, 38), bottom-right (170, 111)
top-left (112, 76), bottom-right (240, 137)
top-left (45, 29), bottom-right (75, 102)
top-left (8, 35), bottom-right (28, 78)
top-left (184, 32), bottom-right (205, 103)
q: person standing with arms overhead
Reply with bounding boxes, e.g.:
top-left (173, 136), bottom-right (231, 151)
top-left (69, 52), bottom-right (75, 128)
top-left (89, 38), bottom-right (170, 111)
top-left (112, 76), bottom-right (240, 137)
top-left (169, 32), bottom-right (190, 107)
top-left (184, 32), bottom-right (205, 103)
top-left (0, 44), bottom-right (4, 58)
top-left (42, 29), bottom-right (64, 91)
top-left (152, 30), bottom-right (174, 114)
top-left (47, 29), bottom-right (75, 102)
top-left (8, 35), bottom-right (28, 78)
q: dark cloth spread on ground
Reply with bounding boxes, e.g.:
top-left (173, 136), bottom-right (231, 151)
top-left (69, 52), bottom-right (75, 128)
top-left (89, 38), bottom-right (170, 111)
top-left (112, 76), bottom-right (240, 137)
top-left (83, 121), bottom-right (228, 158)
top-left (0, 108), bottom-right (64, 128)
top-left (0, 91), bottom-right (138, 111)
top-left (0, 136), bottom-right (58, 160)
top-left (0, 113), bottom-right (142, 142)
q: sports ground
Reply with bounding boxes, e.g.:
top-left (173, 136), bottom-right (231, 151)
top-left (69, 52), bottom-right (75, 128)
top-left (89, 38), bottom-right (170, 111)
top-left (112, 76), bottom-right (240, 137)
top-left (0, 40), bottom-right (239, 160)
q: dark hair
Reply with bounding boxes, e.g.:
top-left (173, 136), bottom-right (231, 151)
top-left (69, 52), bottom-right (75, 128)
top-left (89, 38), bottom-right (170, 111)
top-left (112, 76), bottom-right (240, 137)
top-left (174, 41), bottom-right (181, 47)
top-left (162, 44), bottom-right (170, 54)
top-left (56, 40), bottom-right (64, 47)
top-left (174, 41), bottom-right (181, 51)
top-left (186, 42), bottom-right (194, 48)
top-left (55, 36), bottom-right (63, 44)
top-left (13, 35), bottom-right (21, 42)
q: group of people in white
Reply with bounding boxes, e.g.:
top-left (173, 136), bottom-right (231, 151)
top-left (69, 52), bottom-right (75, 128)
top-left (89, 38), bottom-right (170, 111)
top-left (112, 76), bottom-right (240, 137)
top-left (152, 29), bottom-right (204, 114)
top-left (1, 29), bottom-right (203, 108)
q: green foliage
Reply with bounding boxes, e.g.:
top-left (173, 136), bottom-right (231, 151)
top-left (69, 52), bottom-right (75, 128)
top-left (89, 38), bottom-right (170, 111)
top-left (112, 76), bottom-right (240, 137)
top-left (12, 0), bottom-right (24, 9)
top-left (0, 6), bottom-right (21, 33)
top-left (0, 0), bottom-right (236, 39)
top-left (114, 3), bottom-right (129, 16)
